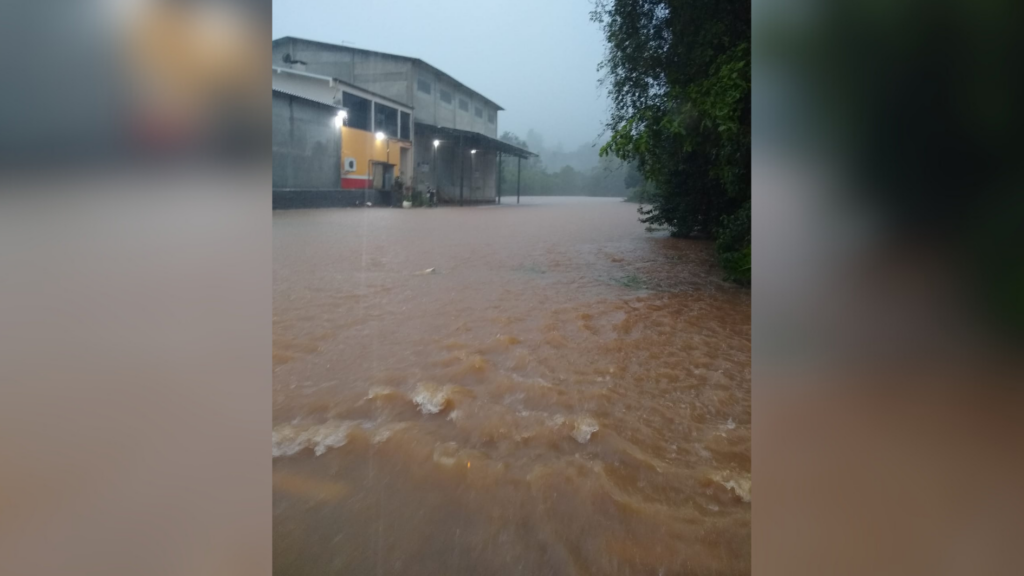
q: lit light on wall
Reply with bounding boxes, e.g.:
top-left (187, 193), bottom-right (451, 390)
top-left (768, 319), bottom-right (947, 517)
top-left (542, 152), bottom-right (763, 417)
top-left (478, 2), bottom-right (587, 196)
top-left (375, 132), bottom-right (386, 141)
top-left (470, 149), bottom-right (477, 154)
top-left (334, 110), bottom-right (347, 128)
top-left (433, 140), bottom-right (440, 147)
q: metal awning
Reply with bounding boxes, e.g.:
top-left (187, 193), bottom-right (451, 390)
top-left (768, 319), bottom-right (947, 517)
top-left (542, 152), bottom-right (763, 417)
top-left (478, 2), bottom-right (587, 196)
top-left (415, 123), bottom-right (536, 158)
top-left (272, 88), bottom-right (342, 109)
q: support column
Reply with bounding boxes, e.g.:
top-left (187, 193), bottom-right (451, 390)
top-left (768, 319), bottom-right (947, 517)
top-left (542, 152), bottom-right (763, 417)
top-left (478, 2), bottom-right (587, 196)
top-left (458, 135), bottom-right (465, 207)
top-left (497, 152), bottom-right (502, 204)
top-left (517, 156), bottom-right (522, 204)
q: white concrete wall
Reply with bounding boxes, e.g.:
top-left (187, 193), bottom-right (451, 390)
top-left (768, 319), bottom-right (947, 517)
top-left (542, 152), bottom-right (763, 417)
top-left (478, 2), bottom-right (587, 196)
top-left (271, 70), bottom-right (343, 106)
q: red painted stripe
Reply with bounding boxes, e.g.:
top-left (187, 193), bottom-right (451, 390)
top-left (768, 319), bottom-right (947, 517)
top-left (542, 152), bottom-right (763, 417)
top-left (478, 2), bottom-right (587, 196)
top-left (342, 177), bottom-right (372, 189)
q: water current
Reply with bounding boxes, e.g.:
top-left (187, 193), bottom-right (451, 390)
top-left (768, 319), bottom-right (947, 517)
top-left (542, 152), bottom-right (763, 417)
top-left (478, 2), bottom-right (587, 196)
top-left (273, 197), bottom-right (751, 575)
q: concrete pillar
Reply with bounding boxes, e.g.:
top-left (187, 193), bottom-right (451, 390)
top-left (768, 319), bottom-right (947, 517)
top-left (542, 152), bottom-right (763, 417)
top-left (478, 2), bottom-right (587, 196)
top-left (517, 156), bottom-right (521, 204)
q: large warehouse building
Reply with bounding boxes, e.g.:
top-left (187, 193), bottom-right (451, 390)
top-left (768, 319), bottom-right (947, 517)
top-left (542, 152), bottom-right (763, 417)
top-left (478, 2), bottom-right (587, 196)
top-left (272, 36), bottom-right (534, 208)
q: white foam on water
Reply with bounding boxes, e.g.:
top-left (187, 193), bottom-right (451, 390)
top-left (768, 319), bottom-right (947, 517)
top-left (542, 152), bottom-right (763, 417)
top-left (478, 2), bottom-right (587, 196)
top-left (571, 416), bottom-right (599, 444)
top-left (366, 386), bottom-right (397, 399)
top-left (433, 442), bottom-right (460, 466)
top-left (711, 471), bottom-right (751, 502)
top-left (724, 418), bottom-right (736, 430)
top-left (272, 420), bottom-right (357, 457)
top-left (371, 422), bottom-right (409, 444)
top-left (412, 382), bottom-right (449, 414)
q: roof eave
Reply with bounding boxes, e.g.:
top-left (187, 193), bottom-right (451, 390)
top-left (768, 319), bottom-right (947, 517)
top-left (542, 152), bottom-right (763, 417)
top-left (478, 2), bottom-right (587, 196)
top-left (274, 36), bottom-right (505, 111)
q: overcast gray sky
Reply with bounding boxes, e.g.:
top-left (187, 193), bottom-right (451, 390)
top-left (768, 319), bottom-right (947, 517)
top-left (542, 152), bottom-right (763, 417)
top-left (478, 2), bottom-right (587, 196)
top-left (272, 0), bottom-right (610, 150)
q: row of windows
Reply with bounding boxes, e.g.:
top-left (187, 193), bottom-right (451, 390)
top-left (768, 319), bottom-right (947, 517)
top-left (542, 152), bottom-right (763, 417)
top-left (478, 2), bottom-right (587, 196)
top-left (343, 87), bottom-right (494, 134)
top-left (340, 91), bottom-right (410, 139)
top-left (419, 77), bottom-right (496, 123)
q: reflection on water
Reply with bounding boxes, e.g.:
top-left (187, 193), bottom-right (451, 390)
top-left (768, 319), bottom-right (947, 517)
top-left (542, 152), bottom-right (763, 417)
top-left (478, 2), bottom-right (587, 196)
top-left (273, 197), bottom-right (750, 575)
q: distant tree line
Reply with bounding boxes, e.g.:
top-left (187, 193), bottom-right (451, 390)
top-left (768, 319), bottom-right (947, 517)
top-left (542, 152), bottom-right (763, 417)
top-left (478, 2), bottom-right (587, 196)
top-left (498, 131), bottom-right (634, 198)
top-left (592, 0), bottom-right (751, 284)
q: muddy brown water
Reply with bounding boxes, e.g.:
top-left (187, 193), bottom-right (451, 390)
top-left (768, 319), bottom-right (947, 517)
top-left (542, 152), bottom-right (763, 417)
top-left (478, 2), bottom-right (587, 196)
top-left (273, 197), bottom-right (750, 575)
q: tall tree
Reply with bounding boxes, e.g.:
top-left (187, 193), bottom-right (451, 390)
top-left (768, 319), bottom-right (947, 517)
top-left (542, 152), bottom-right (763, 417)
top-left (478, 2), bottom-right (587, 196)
top-left (592, 0), bottom-right (751, 283)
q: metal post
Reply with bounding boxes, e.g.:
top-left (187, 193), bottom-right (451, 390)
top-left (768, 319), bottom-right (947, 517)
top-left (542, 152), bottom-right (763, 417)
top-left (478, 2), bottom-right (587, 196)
top-left (497, 152), bottom-right (502, 204)
top-left (517, 156), bottom-right (521, 204)
top-left (458, 135), bottom-right (465, 206)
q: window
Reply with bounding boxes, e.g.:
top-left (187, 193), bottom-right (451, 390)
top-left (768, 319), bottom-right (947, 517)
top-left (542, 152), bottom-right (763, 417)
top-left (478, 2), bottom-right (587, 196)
top-left (374, 103), bottom-right (399, 138)
top-left (474, 106), bottom-right (483, 119)
top-left (417, 78), bottom-right (432, 95)
top-left (341, 92), bottom-right (371, 131)
top-left (458, 98), bottom-right (469, 112)
top-left (487, 110), bottom-right (496, 124)
top-left (400, 111), bottom-right (411, 140)
top-left (439, 88), bottom-right (453, 105)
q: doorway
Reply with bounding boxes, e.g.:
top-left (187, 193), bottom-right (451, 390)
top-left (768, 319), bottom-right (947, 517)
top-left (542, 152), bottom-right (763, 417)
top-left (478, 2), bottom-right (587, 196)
top-left (372, 162), bottom-right (395, 190)
top-left (372, 162), bottom-right (396, 205)
top-left (399, 147), bottom-right (411, 182)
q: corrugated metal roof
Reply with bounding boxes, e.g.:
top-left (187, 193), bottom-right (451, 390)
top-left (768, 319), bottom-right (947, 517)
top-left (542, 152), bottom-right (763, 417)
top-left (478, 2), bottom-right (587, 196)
top-left (415, 123), bottom-right (536, 158)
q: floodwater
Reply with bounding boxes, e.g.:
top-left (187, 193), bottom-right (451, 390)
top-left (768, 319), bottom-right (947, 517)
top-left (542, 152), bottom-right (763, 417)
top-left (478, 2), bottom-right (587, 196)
top-left (273, 197), bottom-right (751, 575)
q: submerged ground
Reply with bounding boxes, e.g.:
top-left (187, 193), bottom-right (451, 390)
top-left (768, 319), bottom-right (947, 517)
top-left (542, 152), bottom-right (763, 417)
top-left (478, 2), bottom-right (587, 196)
top-left (273, 197), bottom-right (750, 575)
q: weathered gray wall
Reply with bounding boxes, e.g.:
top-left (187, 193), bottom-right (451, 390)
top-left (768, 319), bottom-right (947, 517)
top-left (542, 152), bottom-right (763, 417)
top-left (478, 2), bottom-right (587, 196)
top-left (415, 137), bottom-right (497, 203)
top-left (273, 38), bottom-right (357, 84)
top-left (272, 92), bottom-right (341, 190)
top-left (351, 52), bottom-right (412, 106)
top-left (273, 38), bottom-right (499, 139)
top-left (469, 150), bottom-right (498, 201)
top-left (412, 62), bottom-right (498, 139)
top-left (273, 39), bottom-right (412, 106)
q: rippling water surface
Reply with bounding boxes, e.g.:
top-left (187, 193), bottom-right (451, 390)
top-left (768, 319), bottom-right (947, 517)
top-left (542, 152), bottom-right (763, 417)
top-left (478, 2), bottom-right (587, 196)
top-left (273, 197), bottom-right (750, 575)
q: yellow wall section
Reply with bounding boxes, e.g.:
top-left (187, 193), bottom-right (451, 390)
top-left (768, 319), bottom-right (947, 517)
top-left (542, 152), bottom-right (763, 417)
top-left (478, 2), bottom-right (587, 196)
top-left (340, 126), bottom-right (407, 179)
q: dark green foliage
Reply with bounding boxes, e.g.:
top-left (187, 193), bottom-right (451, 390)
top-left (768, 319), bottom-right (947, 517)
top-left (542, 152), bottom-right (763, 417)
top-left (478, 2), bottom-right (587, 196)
top-left (715, 200), bottom-right (750, 285)
top-left (624, 163), bottom-right (644, 190)
top-left (592, 0), bottom-right (751, 284)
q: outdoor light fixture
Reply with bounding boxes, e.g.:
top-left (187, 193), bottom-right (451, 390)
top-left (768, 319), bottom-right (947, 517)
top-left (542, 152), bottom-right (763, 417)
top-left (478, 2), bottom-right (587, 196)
top-left (433, 140), bottom-right (440, 147)
top-left (375, 131), bottom-right (386, 141)
top-left (334, 110), bottom-right (347, 127)
top-left (471, 149), bottom-right (477, 154)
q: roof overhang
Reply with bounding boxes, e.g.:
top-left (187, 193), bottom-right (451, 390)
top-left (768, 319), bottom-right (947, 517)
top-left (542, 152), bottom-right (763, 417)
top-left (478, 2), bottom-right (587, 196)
top-left (272, 88), bottom-right (342, 109)
top-left (273, 66), bottom-right (413, 113)
top-left (416, 123), bottom-right (536, 158)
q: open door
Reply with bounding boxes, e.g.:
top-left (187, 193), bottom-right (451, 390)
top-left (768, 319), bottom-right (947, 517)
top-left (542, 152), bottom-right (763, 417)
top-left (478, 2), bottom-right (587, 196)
top-left (399, 147), bottom-right (411, 182)
top-left (372, 163), bottom-right (395, 190)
